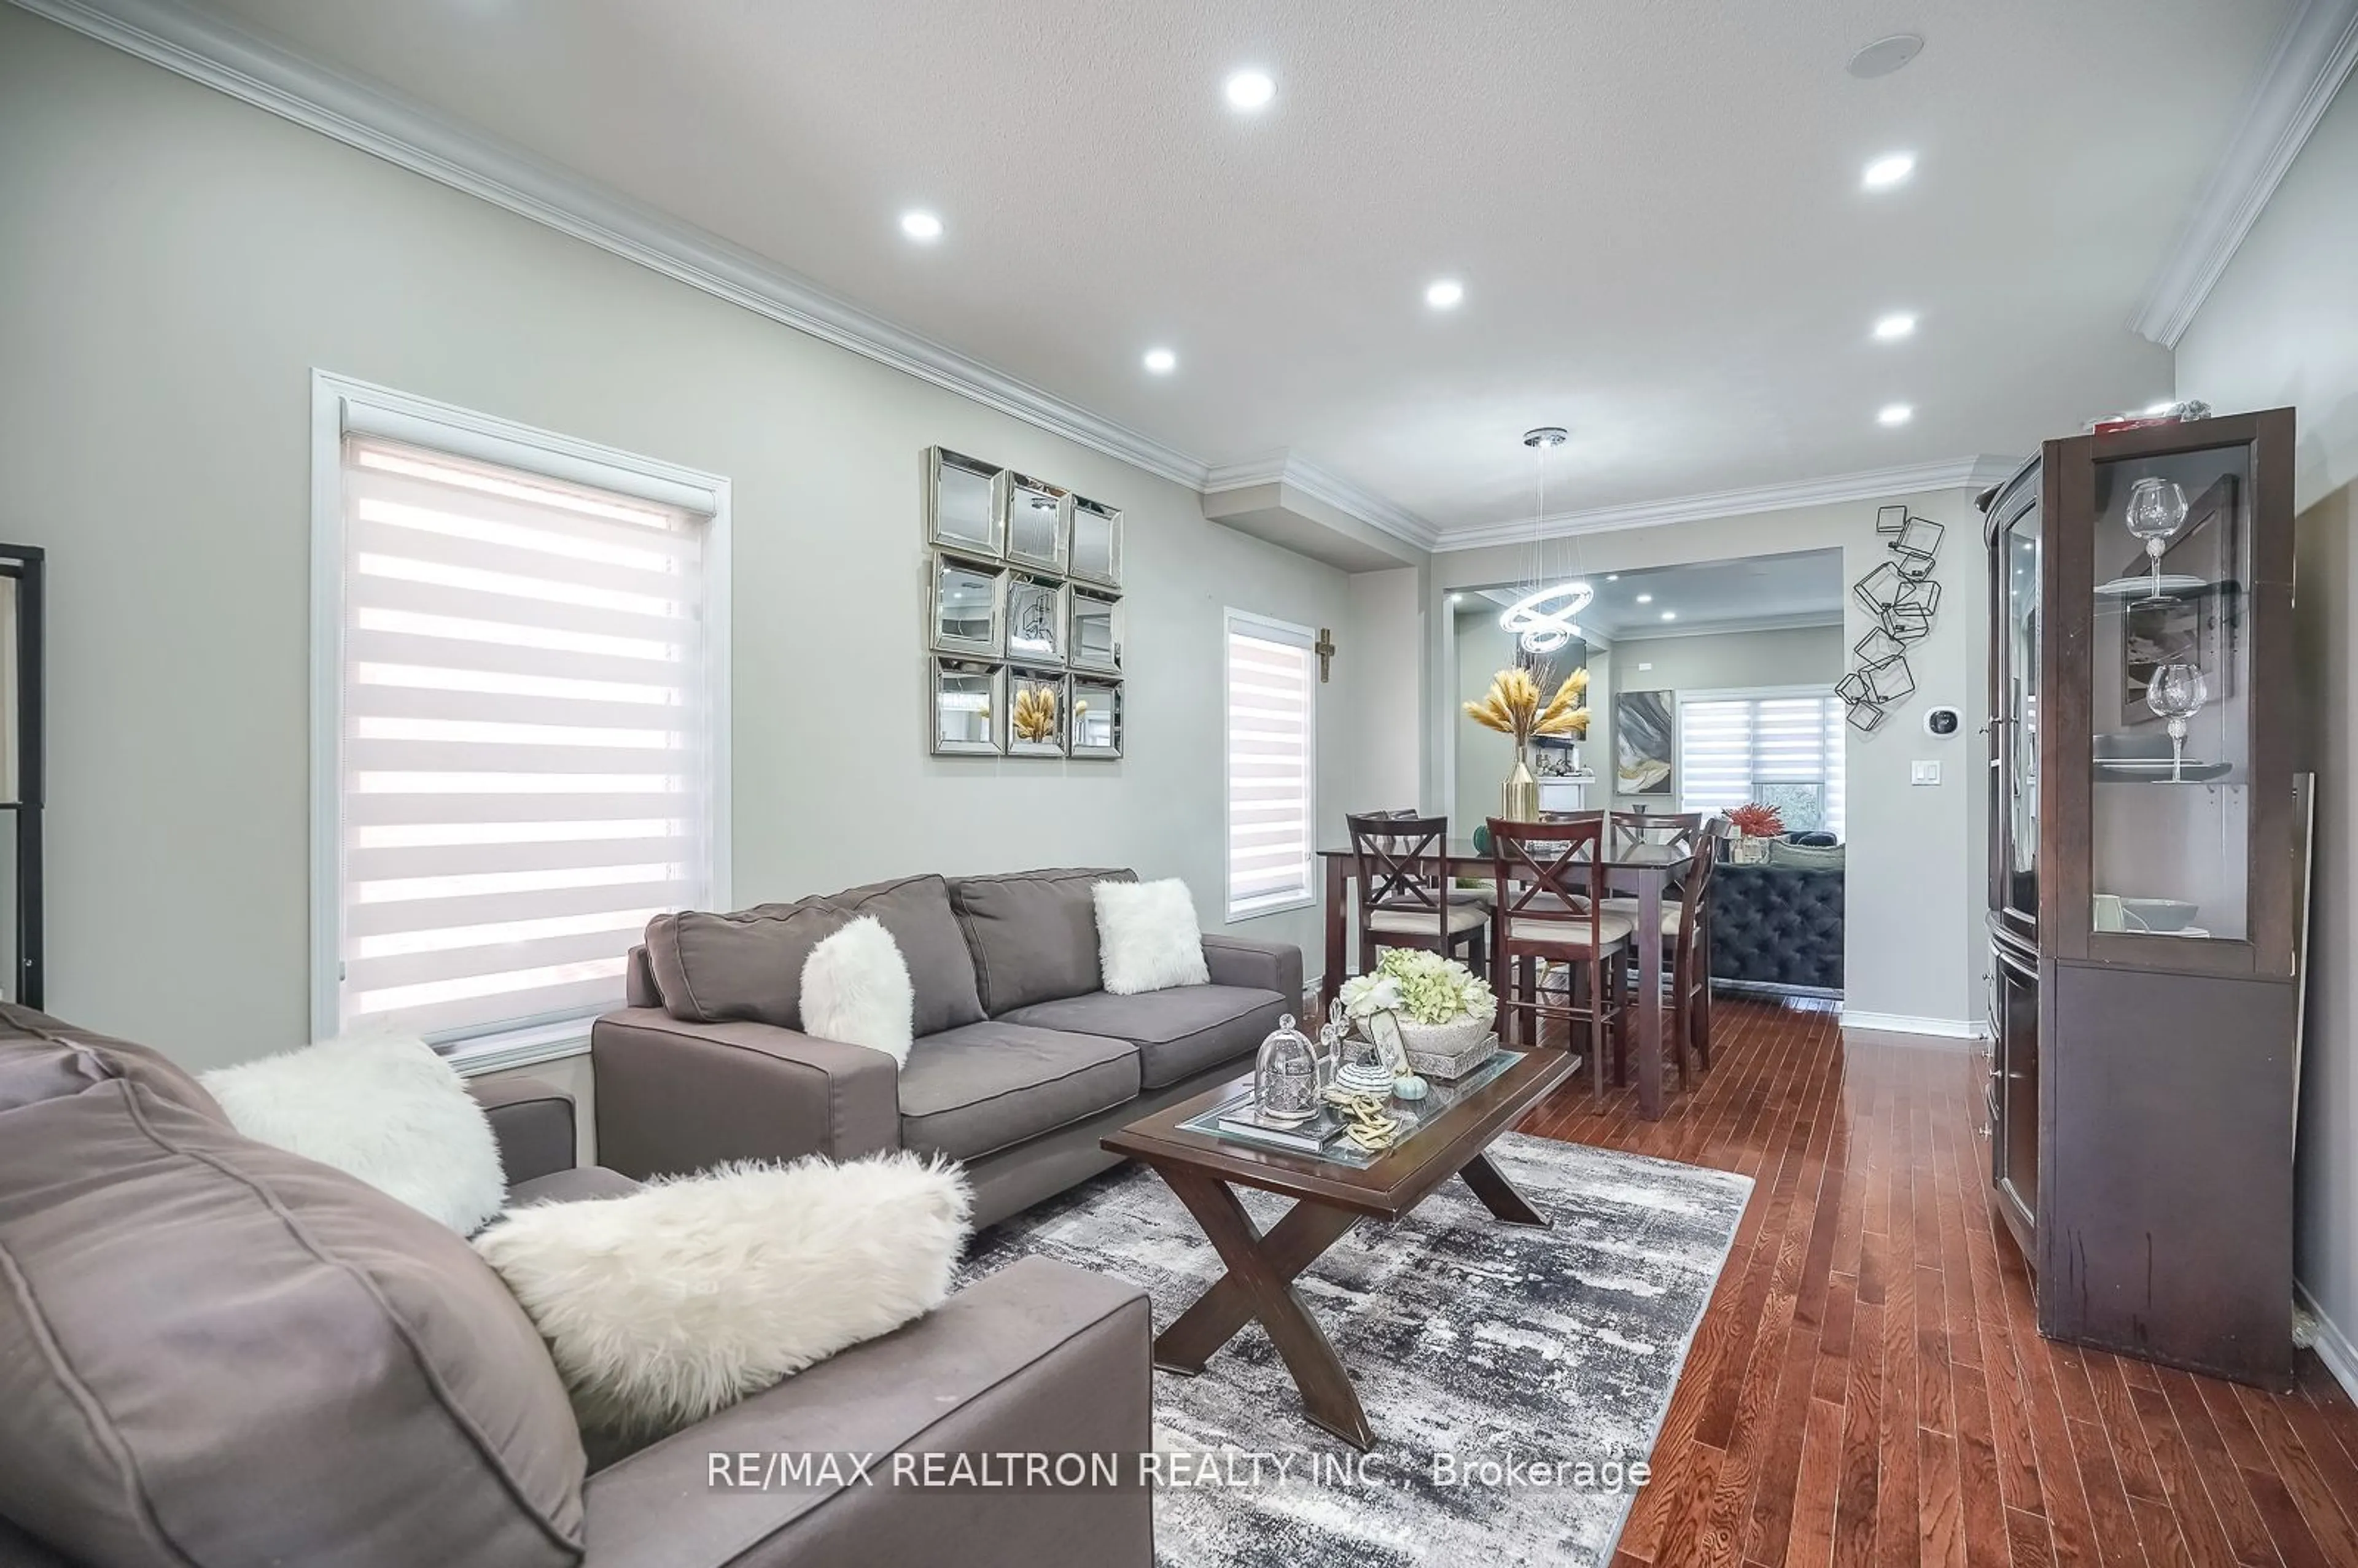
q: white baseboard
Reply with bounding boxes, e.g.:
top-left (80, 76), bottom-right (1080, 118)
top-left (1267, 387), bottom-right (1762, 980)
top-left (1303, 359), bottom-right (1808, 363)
top-left (1839, 1009), bottom-right (1989, 1042)
top-left (2297, 1281), bottom-right (2358, 1403)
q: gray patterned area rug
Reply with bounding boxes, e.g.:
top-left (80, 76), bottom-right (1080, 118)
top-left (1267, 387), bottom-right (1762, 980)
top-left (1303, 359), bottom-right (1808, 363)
top-left (959, 1132), bottom-right (1753, 1567)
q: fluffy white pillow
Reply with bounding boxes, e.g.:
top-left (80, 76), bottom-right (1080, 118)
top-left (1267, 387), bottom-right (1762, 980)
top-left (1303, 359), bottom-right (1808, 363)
top-left (475, 1153), bottom-right (971, 1443)
top-left (200, 1030), bottom-right (505, 1234)
top-left (1094, 876), bottom-right (1212, 995)
top-left (799, 915), bottom-right (915, 1066)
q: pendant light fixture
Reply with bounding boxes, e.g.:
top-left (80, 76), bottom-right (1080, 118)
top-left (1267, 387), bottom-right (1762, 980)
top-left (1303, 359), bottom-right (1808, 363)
top-left (1498, 426), bottom-right (1591, 655)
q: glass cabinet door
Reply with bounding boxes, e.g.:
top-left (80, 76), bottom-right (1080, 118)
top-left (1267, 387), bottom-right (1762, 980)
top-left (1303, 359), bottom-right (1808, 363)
top-left (1995, 487), bottom-right (2041, 937)
top-left (2086, 444), bottom-right (2253, 945)
top-left (2002, 505), bottom-right (2041, 930)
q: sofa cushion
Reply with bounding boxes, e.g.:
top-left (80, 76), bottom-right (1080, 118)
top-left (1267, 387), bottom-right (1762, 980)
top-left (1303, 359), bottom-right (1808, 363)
top-left (644, 901), bottom-right (848, 1030)
top-left (0, 1080), bottom-right (585, 1568)
top-left (896, 1022), bottom-right (1140, 1162)
top-left (201, 1031), bottom-right (508, 1235)
top-left (0, 1003), bottom-right (223, 1120)
top-left (477, 1153), bottom-right (970, 1451)
top-left (948, 867), bottom-right (1136, 1015)
top-left (1765, 837), bottom-right (1845, 871)
top-left (1000, 985), bottom-right (1284, 1090)
top-left (825, 874), bottom-right (985, 1038)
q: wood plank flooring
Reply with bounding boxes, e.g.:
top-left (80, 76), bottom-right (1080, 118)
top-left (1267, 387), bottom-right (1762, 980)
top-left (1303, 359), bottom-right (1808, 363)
top-left (1511, 995), bottom-right (2358, 1568)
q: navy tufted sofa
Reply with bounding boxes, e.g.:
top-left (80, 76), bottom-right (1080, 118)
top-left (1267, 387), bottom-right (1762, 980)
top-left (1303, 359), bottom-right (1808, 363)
top-left (1710, 863), bottom-right (1843, 993)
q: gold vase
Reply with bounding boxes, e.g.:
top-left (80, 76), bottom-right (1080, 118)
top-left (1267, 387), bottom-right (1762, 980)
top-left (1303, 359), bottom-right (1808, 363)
top-left (1501, 747), bottom-right (1539, 821)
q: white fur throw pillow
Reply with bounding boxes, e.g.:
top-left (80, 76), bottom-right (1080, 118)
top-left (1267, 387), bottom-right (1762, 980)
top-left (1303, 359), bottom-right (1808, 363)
top-left (799, 915), bottom-right (915, 1066)
top-left (1094, 876), bottom-right (1212, 995)
top-left (200, 1030), bottom-right (505, 1234)
top-left (475, 1153), bottom-right (971, 1443)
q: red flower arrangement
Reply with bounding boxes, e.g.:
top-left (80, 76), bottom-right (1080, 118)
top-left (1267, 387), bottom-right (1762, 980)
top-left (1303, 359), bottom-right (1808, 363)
top-left (1727, 801), bottom-right (1786, 839)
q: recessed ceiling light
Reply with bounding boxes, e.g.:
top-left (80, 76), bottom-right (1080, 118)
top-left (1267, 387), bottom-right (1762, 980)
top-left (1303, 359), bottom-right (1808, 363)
top-left (1660, 611), bottom-right (1678, 622)
top-left (1847, 34), bottom-right (1924, 79)
top-left (1224, 69), bottom-right (1275, 111)
top-left (1606, 574), bottom-right (1620, 581)
top-left (1635, 592), bottom-right (1654, 604)
top-left (1862, 152), bottom-right (1916, 190)
top-left (1449, 592), bottom-right (1464, 604)
top-left (1878, 403), bottom-right (1915, 426)
top-left (899, 211), bottom-right (943, 241)
top-left (1425, 279), bottom-right (1465, 309)
top-left (1873, 311), bottom-right (1918, 341)
top-left (1142, 347), bottom-right (1177, 375)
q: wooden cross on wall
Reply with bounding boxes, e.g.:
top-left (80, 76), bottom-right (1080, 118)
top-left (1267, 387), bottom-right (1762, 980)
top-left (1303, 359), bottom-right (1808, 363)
top-left (1313, 627), bottom-right (1336, 683)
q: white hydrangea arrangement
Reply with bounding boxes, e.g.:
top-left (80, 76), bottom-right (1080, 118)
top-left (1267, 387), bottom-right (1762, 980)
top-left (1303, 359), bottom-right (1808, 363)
top-left (1336, 972), bottom-right (1403, 1020)
top-left (1372, 949), bottom-right (1493, 1025)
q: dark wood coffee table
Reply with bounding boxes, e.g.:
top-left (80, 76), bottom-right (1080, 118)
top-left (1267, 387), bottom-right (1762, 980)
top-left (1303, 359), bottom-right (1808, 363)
top-left (1100, 1047), bottom-right (1574, 1450)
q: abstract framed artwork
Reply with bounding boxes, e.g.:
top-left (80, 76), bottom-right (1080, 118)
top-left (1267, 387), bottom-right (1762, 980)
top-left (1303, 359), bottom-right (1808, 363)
top-left (1615, 689), bottom-right (1675, 796)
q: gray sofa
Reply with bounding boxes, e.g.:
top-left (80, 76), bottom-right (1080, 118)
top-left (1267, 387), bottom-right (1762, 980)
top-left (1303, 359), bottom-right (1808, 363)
top-left (594, 867), bottom-right (1302, 1228)
top-left (0, 1006), bottom-right (1152, 1568)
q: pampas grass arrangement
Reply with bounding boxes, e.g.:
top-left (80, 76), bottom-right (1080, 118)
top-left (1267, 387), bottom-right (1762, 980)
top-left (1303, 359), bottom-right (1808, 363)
top-left (1012, 683), bottom-right (1059, 743)
top-left (1463, 664), bottom-right (1589, 745)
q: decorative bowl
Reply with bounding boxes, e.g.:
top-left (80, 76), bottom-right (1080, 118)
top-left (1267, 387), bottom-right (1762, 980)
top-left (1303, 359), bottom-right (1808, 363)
top-left (1399, 1014), bottom-right (1498, 1080)
top-left (2120, 898), bottom-right (2199, 933)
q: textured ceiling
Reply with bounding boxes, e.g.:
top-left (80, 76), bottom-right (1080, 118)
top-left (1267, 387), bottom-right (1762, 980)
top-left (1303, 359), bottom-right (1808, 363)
top-left (191, 0), bottom-right (2290, 534)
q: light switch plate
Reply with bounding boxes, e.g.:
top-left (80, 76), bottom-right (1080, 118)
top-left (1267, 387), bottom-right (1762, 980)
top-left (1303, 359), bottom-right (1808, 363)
top-left (1912, 760), bottom-right (1941, 785)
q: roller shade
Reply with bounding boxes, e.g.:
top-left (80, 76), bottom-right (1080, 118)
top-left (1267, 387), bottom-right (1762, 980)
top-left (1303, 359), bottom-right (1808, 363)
top-left (334, 435), bottom-right (714, 1041)
top-left (1226, 613), bottom-right (1317, 917)
top-left (1678, 689), bottom-right (1846, 838)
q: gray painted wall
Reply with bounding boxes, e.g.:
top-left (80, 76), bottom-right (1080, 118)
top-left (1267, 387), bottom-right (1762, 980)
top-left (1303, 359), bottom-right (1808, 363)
top-left (0, 9), bottom-right (1355, 1071)
top-left (2177, 72), bottom-right (2358, 1369)
top-left (2176, 75), bottom-right (2358, 515)
top-left (1339, 566), bottom-right (1428, 818)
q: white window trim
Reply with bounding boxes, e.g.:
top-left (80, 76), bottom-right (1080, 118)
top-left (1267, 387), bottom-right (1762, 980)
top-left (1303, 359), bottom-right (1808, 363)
top-left (1223, 607), bottom-right (1319, 922)
top-left (309, 370), bottom-right (731, 1070)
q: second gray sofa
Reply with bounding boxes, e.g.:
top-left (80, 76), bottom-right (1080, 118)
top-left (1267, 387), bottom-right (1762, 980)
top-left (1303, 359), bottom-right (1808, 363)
top-left (594, 867), bottom-right (1303, 1227)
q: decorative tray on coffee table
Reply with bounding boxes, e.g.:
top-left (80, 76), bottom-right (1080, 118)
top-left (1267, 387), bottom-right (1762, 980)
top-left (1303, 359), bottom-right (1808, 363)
top-left (1177, 1048), bottom-right (1520, 1168)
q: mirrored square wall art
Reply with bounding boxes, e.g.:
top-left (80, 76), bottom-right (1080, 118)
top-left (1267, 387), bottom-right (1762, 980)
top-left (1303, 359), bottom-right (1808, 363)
top-left (924, 446), bottom-right (1124, 758)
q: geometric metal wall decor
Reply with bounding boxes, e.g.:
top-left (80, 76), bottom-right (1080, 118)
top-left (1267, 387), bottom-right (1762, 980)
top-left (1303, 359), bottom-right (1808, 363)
top-left (923, 446), bottom-right (1124, 758)
top-left (1839, 503), bottom-right (1945, 731)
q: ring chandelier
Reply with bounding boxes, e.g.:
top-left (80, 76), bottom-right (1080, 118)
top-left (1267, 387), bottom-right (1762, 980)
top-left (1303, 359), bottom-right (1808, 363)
top-left (1499, 427), bottom-right (1591, 654)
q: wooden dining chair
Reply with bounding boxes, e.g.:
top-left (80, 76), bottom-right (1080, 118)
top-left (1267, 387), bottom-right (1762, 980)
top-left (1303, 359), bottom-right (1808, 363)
top-left (1601, 825), bottom-right (1719, 1084)
top-left (1606, 810), bottom-right (1704, 855)
top-left (1485, 816), bottom-right (1631, 1095)
top-left (1345, 812), bottom-right (1487, 979)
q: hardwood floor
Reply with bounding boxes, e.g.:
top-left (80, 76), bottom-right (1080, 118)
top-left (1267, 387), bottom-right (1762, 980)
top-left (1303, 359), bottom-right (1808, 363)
top-left (1511, 995), bottom-right (2358, 1568)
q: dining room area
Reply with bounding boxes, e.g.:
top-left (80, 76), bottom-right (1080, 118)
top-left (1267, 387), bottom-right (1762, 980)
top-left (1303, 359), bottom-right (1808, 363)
top-left (1318, 805), bottom-right (1732, 1123)
top-left (1317, 551), bottom-right (1861, 1122)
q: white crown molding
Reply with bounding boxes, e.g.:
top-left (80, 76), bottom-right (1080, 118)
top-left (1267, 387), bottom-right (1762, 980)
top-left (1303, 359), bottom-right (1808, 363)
top-left (2131, 0), bottom-right (2358, 347)
top-left (1608, 609), bottom-right (1846, 643)
top-left (1203, 450), bottom-right (1441, 553)
top-left (9, 0), bottom-right (1220, 491)
top-left (1431, 456), bottom-right (2022, 553)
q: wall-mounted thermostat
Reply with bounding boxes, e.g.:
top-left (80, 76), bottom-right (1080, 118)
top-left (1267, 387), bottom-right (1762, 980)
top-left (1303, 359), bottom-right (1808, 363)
top-left (1923, 705), bottom-right (1962, 737)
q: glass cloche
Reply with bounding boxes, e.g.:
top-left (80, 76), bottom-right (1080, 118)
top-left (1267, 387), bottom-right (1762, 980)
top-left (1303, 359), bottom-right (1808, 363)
top-left (1253, 1015), bottom-right (1322, 1126)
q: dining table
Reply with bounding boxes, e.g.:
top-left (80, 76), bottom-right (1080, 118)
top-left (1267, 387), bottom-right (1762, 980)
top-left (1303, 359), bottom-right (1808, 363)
top-left (1317, 834), bottom-right (1703, 1120)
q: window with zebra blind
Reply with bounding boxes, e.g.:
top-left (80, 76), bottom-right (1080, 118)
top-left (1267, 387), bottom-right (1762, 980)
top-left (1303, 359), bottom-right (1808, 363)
top-left (1224, 610), bottom-right (1318, 918)
top-left (313, 376), bottom-right (729, 1060)
top-left (1676, 687), bottom-right (1846, 838)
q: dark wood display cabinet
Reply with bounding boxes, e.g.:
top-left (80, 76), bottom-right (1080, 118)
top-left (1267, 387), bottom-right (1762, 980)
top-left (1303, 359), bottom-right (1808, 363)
top-left (1979, 407), bottom-right (2300, 1390)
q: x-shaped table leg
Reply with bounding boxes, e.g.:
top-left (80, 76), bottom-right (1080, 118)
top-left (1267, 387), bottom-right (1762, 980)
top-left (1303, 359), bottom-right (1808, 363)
top-left (1147, 1166), bottom-right (1374, 1450)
